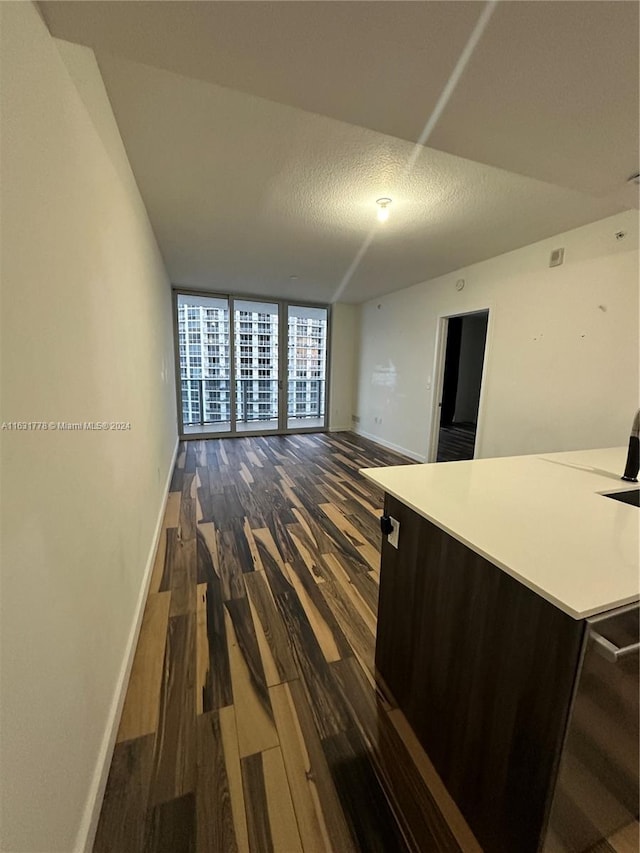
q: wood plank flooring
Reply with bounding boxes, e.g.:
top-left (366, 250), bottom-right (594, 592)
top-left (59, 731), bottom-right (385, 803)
top-left (436, 423), bottom-right (476, 462)
top-left (94, 432), bottom-right (465, 853)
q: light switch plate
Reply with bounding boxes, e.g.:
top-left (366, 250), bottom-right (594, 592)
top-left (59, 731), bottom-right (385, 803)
top-left (388, 517), bottom-right (400, 549)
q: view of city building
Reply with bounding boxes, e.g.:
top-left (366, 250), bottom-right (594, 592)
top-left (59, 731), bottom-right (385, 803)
top-left (177, 295), bottom-right (327, 431)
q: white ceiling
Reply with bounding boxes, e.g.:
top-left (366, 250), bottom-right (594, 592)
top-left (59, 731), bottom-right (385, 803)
top-left (41, 1), bottom-right (639, 304)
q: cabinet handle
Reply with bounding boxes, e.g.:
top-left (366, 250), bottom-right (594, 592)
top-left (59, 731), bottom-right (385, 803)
top-left (380, 515), bottom-right (393, 536)
top-left (591, 631), bottom-right (640, 663)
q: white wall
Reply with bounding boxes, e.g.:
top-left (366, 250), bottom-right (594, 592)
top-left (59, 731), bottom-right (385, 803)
top-left (329, 302), bottom-right (359, 430)
top-left (0, 5), bottom-right (178, 852)
top-left (356, 211), bottom-right (639, 461)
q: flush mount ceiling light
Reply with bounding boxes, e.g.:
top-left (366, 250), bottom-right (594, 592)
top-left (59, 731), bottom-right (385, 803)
top-left (376, 197), bottom-right (392, 223)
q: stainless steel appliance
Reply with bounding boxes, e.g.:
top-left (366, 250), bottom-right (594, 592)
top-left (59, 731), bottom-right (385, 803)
top-left (543, 602), bottom-right (639, 851)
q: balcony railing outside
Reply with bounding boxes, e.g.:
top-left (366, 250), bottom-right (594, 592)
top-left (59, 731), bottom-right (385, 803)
top-left (181, 378), bottom-right (325, 427)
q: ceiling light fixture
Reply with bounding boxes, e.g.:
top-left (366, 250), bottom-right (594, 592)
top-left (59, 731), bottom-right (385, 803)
top-left (376, 197), bottom-right (392, 223)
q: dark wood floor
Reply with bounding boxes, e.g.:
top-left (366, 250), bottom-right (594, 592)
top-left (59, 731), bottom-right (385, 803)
top-left (93, 431), bottom-right (474, 853)
top-left (436, 424), bottom-right (476, 463)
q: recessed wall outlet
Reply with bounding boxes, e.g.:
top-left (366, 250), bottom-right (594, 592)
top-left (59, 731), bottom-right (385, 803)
top-left (549, 247), bottom-right (564, 267)
top-left (388, 517), bottom-right (400, 549)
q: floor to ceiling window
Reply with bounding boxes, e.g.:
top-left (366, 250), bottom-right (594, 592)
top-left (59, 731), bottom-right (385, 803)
top-left (287, 304), bottom-right (327, 430)
top-left (174, 291), bottom-right (330, 437)
top-left (234, 299), bottom-right (280, 433)
top-left (177, 293), bottom-right (232, 434)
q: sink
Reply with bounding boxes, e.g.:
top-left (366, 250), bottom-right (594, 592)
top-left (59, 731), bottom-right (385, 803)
top-left (603, 488), bottom-right (640, 507)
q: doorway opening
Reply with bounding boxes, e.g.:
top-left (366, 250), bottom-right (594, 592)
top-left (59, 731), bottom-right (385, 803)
top-left (432, 310), bottom-right (488, 462)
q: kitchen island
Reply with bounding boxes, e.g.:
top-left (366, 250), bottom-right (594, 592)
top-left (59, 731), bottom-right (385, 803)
top-left (361, 447), bottom-right (639, 853)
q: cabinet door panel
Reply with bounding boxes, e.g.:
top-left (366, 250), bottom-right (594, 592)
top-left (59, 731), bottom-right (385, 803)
top-left (375, 498), bottom-right (585, 853)
top-left (375, 494), bottom-right (424, 708)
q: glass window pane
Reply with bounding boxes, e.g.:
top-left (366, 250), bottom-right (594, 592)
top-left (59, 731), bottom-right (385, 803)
top-left (287, 305), bottom-right (327, 430)
top-left (177, 293), bottom-right (231, 433)
top-left (234, 300), bottom-right (279, 432)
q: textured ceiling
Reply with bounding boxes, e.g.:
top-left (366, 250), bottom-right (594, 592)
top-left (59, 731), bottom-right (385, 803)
top-left (41, 1), bottom-right (639, 303)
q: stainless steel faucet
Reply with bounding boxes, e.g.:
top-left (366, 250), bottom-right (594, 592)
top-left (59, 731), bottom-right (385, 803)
top-left (621, 409), bottom-right (640, 482)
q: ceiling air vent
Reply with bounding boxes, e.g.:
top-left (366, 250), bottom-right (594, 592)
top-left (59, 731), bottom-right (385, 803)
top-left (549, 247), bottom-right (564, 268)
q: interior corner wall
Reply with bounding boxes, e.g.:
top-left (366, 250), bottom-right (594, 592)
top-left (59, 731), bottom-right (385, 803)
top-left (329, 302), bottom-right (359, 431)
top-left (0, 5), bottom-right (178, 852)
top-left (355, 210), bottom-right (639, 461)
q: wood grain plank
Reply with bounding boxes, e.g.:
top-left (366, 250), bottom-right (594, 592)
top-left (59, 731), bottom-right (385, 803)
top-left (287, 524), bottom-right (325, 582)
top-left (146, 793), bottom-right (196, 853)
top-left (150, 614), bottom-right (196, 805)
top-left (179, 472), bottom-right (197, 542)
top-left (176, 445), bottom-right (187, 469)
top-left (224, 606), bottom-right (279, 758)
top-left (150, 527), bottom-right (169, 594)
top-left (270, 682), bottom-right (333, 852)
top-left (230, 517), bottom-right (256, 574)
top-left (225, 597), bottom-right (271, 712)
top-left (169, 535), bottom-right (196, 618)
top-left (196, 583), bottom-right (208, 716)
top-left (322, 553), bottom-right (377, 635)
top-left (219, 706), bottom-right (250, 853)
top-left (198, 565), bottom-right (233, 712)
top-left (252, 526), bottom-right (295, 597)
top-left (358, 542), bottom-right (382, 573)
top-left (241, 752), bottom-right (273, 853)
top-left (196, 522), bottom-right (219, 585)
top-left (319, 502), bottom-right (367, 548)
top-left (273, 590), bottom-right (352, 741)
top-left (292, 506), bottom-right (337, 555)
top-left (321, 727), bottom-right (410, 853)
top-left (216, 529), bottom-right (246, 601)
top-left (388, 708), bottom-right (481, 853)
top-left (196, 711), bottom-right (238, 853)
top-left (245, 588), bottom-right (281, 688)
top-left (331, 656), bottom-right (463, 853)
top-left (94, 734), bottom-right (154, 853)
top-left (286, 554), bottom-right (353, 660)
top-left (118, 591), bottom-right (171, 742)
top-left (262, 746), bottom-right (304, 853)
top-left (242, 518), bottom-right (263, 571)
top-left (244, 570), bottom-right (298, 685)
top-left (315, 570), bottom-right (376, 678)
top-left (284, 561), bottom-right (342, 663)
top-left (164, 492), bottom-right (181, 528)
top-left (303, 503), bottom-right (371, 570)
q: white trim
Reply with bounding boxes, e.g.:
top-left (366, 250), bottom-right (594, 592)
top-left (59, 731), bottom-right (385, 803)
top-left (427, 316), bottom-right (449, 463)
top-left (354, 426), bottom-right (425, 462)
top-left (75, 437), bottom-right (180, 853)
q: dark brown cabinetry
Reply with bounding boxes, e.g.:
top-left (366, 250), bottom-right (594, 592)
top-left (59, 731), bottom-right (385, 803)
top-left (375, 494), bottom-right (586, 853)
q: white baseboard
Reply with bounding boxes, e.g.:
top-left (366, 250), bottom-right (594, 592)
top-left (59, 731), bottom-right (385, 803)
top-left (353, 426), bottom-right (425, 462)
top-left (75, 437), bottom-right (180, 853)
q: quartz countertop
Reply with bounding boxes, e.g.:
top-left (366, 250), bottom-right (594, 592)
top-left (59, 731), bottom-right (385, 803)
top-left (361, 447), bottom-right (639, 619)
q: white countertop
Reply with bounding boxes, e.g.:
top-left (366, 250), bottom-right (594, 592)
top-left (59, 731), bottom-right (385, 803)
top-left (361, 447), bottom-right (640, 619)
